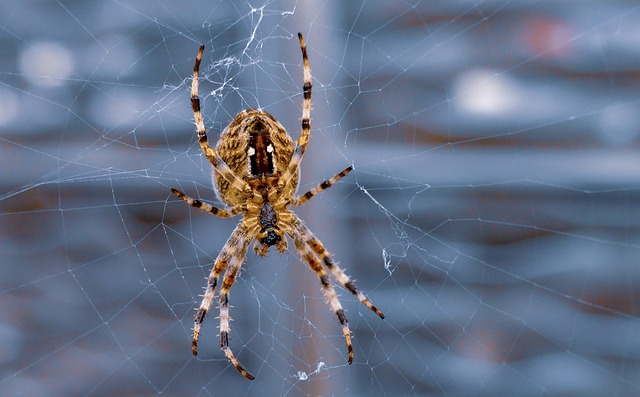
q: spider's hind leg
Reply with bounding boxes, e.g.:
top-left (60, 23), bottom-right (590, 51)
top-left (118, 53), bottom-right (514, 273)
top-left (277, 33), bottom-right (313, 192)
top-left (190, 44), bottom-right (252, 198)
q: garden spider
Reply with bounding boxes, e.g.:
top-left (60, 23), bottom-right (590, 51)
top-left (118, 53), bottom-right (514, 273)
top-left (171, 33), bottom-right (384, 380)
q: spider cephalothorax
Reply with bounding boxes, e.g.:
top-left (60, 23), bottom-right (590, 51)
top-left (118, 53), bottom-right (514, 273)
top-left (171, 33), bottom-right (384, 380)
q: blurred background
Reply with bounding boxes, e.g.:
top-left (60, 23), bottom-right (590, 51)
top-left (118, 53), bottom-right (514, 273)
top-left (2, 1), bottom-right (640, 396)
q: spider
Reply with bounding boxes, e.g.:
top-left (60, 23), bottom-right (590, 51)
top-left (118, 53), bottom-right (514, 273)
top-left (171, 33), bottom-right (385, 380)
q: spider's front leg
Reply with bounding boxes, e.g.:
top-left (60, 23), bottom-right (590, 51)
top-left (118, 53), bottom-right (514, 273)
top-left (191, 223), bottom-right (255, 380)
top-left (285, 218), bottom-right (355, 364)
top-left (298, 222), bottom-right (385, 320)
top-left (191, 224), bottom-right (244, 355)
top-left (218, 238), bottom-right (255, 380)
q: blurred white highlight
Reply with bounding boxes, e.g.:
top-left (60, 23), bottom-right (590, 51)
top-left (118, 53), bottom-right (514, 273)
top-left (19, 41), bottom-right (74, 88)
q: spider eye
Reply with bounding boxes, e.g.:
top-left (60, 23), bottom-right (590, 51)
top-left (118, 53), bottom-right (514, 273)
top-left (261, 230), bottom-right (281, 246)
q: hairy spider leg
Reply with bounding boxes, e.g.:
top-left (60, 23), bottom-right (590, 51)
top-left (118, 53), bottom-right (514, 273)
top-left (218, 228), bottom-right (254, 380)
top-left (287, 219), bottom-right (354, 364)
top-left (292, 166), bottom-right (353, 206)
top-left (191, 45), bottom-right (252, 197)
top-left (192, 223), bottom-right (246, 356)
top-left (278, 33), bottom-right (312, 192)
top-left (298, 222), bottom-right (385, 319)
top-left (171, 188), bottom-right (244, 218)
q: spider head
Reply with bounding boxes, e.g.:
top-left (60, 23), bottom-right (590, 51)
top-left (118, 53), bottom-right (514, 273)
top-left (258, 202), bottom-right (282, 247)
top-left (260, 229), bottom-right (282, 246)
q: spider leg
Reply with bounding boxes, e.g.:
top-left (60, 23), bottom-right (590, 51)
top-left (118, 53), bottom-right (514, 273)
top-left (171, 188), bottom-right (244, 218)
top-left (297, 222), bottom-right (385, 319)
top-left (278, 33), bottom-right (312, 192)
top-left (291, 166), bottom-right (353, 207)
top-left (191, 223), bottom-right (246, 356)
top-left (191, 45), bottom-right (252, 197)
top-left (286, 219), bottom-right (354, 364)
top-left (218, 229), bottom-right (254, 380)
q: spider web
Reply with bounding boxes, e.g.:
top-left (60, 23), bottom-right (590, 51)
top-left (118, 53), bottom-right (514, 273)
top-left (2, 0), bottom-right (640, 396)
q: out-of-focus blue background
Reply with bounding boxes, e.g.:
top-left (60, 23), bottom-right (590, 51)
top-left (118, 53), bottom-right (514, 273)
top-left (2, 1), bottom-right (640, 396)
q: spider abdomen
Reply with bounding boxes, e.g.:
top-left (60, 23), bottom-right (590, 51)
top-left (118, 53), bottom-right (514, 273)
top-left (248, 128), bottom-right (275, 178)
top-left (215, 110), bottom-right (299, 206)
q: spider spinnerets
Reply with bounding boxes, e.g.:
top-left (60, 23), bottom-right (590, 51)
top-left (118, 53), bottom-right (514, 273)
top-left (171, 33), bottom-right (384, 380)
